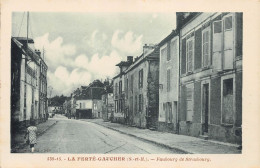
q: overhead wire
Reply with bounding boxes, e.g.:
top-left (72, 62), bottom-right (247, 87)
top-left (17, 12), bottom-right (25, 37)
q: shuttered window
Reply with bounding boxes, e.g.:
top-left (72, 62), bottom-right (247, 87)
top-left (167, 69), bottom-right (171, 92)
top-left (202, 28), bottom-right (210, 67)
top-left (186, 84), bottom-right (194, 122)
top-left (139, 69), bottom-right (143, 88)
top-left (224, 16), bottom-right (232, 31)
top-left (186, 38), bottom-right (194, 72)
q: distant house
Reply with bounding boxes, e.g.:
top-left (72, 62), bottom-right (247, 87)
top-left (72, 80), bottom-right (105, 119)
top-left (101, 80), bottom-right (114, 121)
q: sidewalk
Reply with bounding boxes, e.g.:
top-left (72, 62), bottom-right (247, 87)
top-left (11, 119), bottom-right (58, 153)
top-left (83, 119), bottom-right (241, 154)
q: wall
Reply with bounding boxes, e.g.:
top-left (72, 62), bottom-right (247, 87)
top-left (126, 58), bottom-right (148, 128)
top-left (158, 35), bottom-right (179, 133)
top-left (179, 12), bottom-right (242, 144)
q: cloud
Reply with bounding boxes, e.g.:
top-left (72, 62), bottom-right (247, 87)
top-left (111, 30), bottom-right (143, 55)
top-left (48, 66), bottom-right (92, 96)
top-left (34, 30), bottom-right (142, 96)
top-left (74, 50), bottom-right (121, 79)
top-left (34, 33), bottom-right (76, 71)
top-left (82, 30), bottom-right (109, 54)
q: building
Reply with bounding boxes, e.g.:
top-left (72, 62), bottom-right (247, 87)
top-left (39, 50), bottom-right (48, 121)
top-left (101, 80), bottom-right (114, 121)
top-left (178, 12), bottom-right (242, 144)
top-left (112, 56), bottom-right (132, 124)
top-left (113, 44), bottom-right (160, 129)
top-left (157, 30), bottom-right (180, 133)
top-left (71, 80), bottom-right (105, 119)
top-left (101, 93), bottom-right (114, 121)
top-left (11, 37), bottom-right (48, 145)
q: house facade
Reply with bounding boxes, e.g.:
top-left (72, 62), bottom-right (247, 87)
top-left (112, 56), bottom-right (132, 124)
top-left (158, 31), bottom-right (180, 133)
top-left (101, 93), bottom-right (114, 121)
top-left (39, 52), bottom-right (48, 121)
top-left (11, 37), bottom-right (48, 131)
top-left (112, 45), bottom-right (159, 129)
top-left (75, 99), bottom-right (93, 119)
top-left (178, 12), bottom-right (242, 144)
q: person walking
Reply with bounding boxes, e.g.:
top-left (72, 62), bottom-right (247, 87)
top-left (24, 120), bottom-right (37, 153)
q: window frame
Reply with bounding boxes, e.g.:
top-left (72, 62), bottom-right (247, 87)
top-left (186, 83), bottom-right (194, 122)
top-left (186, 36), bottom-right (195, 73)
top-left (201, 26), bottom-right (211, 68)
top-left (139, 69), bottom-right (143, 89)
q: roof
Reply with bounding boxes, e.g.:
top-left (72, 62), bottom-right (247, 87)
top-left (158, 30), bottom-right (178, 47)
top-left (12, 37), bottom-right (34, 44)
top-left (116, 61), bottom-right (131, 67)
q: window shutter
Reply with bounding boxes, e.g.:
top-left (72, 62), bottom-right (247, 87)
top-left (186, 84), bottom-right (194, 122)
top-left (181, 38), bottom-right (186, 74)
top-left (223, 15), bottom-right (234, 70)
top-left (213, 20), bottom-right (223, 70)
top-left (195, 28), bottom-right (202, 69)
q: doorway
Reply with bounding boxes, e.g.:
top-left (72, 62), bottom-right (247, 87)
top-left (202, 83), bottom-right (209, 134)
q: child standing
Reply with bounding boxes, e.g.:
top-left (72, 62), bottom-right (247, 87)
top-left (24, 120), bottom-right (37, 153)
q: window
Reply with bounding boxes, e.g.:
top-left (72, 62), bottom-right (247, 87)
top-left (167, 69), bottom-right (171, 92)
top-left (186, 37), bottom-right (194, 72)
top-left (167, 102), bottom-right (172, 123)
top-left (213, 14), bottom-right (234, 71)
top-left (126, 78), bottom-right (128, 98)
top-left (202, 27), bottom-right (211, 67)
top-left (139, 69), bottom-right (143, 88)
top-left (115, 101), bottom-right (118, 113)
top-left (186, 84), bottom-right (194, 121)
top-left (222, 78), bottom-right (234, 124)
top-left (135, 95), bottom-right (138, 114)
top-left (224, 16), bottom-right (232, 31)
top-left (170, 39), bottom-right (177, 61)
top-left (115, 83), bottom-right (118, 96)
top-left (119, 81), bottom-right (122, 94)
top-left (139, 94), bottom-right (143, 112)
top-left (130, 75), bottom-right (134, 92)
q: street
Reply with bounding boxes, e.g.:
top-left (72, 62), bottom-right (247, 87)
top-left (34, 115), bottom-right (181, 154)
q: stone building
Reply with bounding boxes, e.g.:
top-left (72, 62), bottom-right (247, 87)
top-left (71, 80), bottom-right (105, 119)
top-left (157, 30), bottom-right (180, 133)
top-left (178, 12), bottom-right (242, 144)
top-left (113, 44), bottom-right (160, 129)
top-left (101, 80), bottom-right (114, 121)
top-left (11, 37), bottom-right (48, 145)
top-left (112, 56), bottom-right (132, 123)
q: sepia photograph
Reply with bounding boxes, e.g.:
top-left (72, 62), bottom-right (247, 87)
top-left (1, 0), bottom-right (260, 167)
top-left (10, 12), bottom-right (242, 154)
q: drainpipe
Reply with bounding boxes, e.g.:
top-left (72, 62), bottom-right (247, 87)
top-left (177, 34), bottom-right (181, 135)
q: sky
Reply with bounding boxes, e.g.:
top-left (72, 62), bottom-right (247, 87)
top-left (12, 12), bottom-right (176, 97)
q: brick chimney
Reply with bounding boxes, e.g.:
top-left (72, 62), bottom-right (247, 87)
top-left (143, 44), bottom-right (156, 57)
top-left (127, 56), bottom-right (133, 64)
top-left (35, 49), bottom-right (41, 57)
